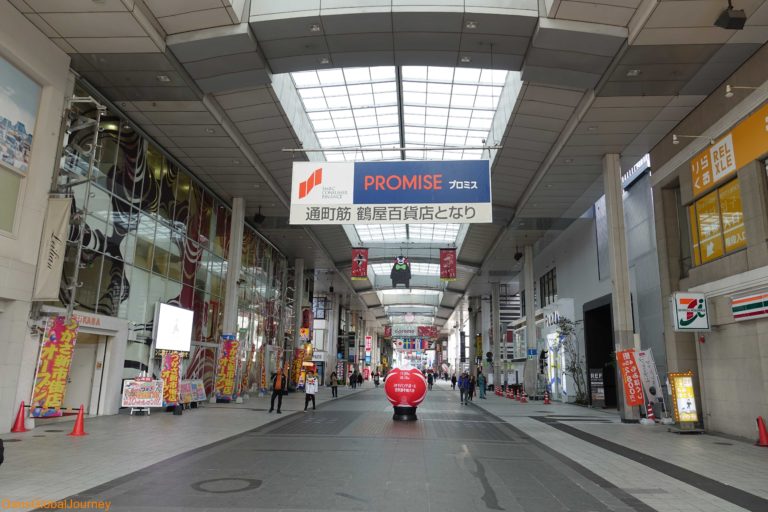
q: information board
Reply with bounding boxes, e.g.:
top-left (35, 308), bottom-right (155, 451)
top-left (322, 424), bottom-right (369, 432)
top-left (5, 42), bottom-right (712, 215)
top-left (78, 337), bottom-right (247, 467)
top-left (121, 379), bottom-right (163, 408)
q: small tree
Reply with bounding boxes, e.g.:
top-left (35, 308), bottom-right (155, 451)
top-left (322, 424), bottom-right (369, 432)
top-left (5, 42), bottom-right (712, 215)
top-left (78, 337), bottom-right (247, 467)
top-left (556, 317), bottom-right (588, 404)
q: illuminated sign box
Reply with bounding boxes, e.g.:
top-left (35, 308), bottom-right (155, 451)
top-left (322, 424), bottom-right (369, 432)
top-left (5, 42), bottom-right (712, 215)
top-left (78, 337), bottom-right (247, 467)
top-left (154, 303), bottom-right (194, 352)
top-left (289, 160), bottom-right (492, 225)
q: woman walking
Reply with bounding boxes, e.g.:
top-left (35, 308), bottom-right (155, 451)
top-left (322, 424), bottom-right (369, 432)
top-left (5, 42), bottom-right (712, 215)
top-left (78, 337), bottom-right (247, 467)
top-left (330, 371), bottom-right (338, 398)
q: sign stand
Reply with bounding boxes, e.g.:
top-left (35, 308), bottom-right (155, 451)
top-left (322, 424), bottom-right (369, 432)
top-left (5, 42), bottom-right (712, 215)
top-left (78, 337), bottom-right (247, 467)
top-left (667, 370), bottom-right (704, 435)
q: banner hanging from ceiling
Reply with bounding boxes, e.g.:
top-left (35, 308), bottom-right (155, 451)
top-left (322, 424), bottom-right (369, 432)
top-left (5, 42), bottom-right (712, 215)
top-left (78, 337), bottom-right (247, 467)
top-left (440, 248), bottom-right (457, 281)
top-left (351, 248), bottom-right (369, 280)
top-left (290, 160), bottom-right (492, 225)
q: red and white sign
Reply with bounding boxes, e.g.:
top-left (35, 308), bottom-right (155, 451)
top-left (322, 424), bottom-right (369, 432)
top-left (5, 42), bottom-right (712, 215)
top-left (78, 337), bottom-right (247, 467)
top-left (351, 248), bottom-right (369, 280)
top-left (617, 349), bottom-right (644, 407)
top-left (365, 335), bottom-right (372, 351)
top-left (384, 367), bottom-right (428, 407)
top-left (440, 248), bottom-right (457, 281)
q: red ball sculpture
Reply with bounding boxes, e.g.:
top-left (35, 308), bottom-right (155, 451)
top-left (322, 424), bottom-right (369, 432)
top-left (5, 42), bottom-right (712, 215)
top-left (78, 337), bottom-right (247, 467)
top-left (384, 367), bottom-right (427, 421)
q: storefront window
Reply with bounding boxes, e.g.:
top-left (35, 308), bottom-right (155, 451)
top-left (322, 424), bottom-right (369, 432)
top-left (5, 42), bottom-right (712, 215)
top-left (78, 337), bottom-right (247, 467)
top-left (688, 177), bottom-right (746, 266)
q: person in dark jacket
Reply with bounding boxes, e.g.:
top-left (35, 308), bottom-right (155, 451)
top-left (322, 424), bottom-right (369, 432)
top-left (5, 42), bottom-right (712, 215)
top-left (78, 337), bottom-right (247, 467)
top-left (357, 372), bottom-right (364, 386)
top-left (269, 368), bottom-right (287, 414)
top-left (427, 372), bottom-right (434, 390)
top-left (451, 374), bottom-right (457, 390)
top-left (329, 372), bottom-right (338, 398)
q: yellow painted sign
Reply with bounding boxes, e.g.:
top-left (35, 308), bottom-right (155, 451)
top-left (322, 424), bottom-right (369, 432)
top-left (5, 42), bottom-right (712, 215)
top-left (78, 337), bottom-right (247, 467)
top-left (718, 178), bottom-right (747, 253)
top-left (669, 371), bottom-right (698, 424)
top-left (694, 189), bottom-right (724, 264)
top-left (691, 102), bottom-right (768, 196)
top-left (688, 205), bottom-right (701, 267)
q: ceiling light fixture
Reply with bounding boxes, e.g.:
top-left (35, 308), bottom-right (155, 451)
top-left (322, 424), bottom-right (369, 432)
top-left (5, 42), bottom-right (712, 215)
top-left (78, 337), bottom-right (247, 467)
top-left (309, 23), bottom-right (321, 32)
top-left (232, 159), bottom-right (241, 164)
top-left (460, 56), bottom-right (472, 63)
top-left (204, 128), bottom-right (215, 134)
top-left (626, 69), bottom-right (641, 77)
top-left (564, 158), bottom-right (574, 163)
top-left (672, 134), bottom-right (715, 146)
top-left (156, 75), bottom-right (172, 82)
top-left (724, 83), bottom-right (768, 98)
top-left (465, 20), bottom-right (478, 29)
top-left (714, 0), bottom-right (746, 30)
top-left (319, 56), bottom-right (330, 65)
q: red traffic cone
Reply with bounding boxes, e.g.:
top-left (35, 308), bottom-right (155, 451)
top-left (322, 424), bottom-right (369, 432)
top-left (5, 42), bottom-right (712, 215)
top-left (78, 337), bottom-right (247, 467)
top-left (11, 401), bottom-right (27, 433)
top-left (757, 417), bottom-right (768, 447)
top-left (646, 402), bottom-right (656, 422)
top-left (507, 389), bottom-right (513, 399)
top-left (515, 388), bottom-right (521, 401)
top-left (68, 405), bottom-right (88, 436)
top-left (544, 391), bottom-right (551, 405)
top-left (520, 391), bottom-right (528, 403)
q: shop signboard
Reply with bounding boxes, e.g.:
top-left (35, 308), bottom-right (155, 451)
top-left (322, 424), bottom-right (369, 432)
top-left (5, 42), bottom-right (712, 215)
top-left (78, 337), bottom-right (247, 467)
top-left (693, 190), bottom-right (724, 264)
top-left (636, 349), bottom-right (664, 406)
top-left (719, 179), bottom-right (747, 253)
top-left (365, 335), bottom-right (372, 351)
top-left (589, 369), bottom-right (605, 402)
top-left (616, 349), bottom-right (644, 407)
top-left (672, 292), bottom-right (710, 331)
top-left (214, 335), bottom-right (239, 400)
top-left (179, 380), bottom-right (193, 404)
top-left (732, 291), bottom-right (768, 321)
top-left (290, 160), bottom-right (492, 225)
top-left (391, 324), bottom-right (418, 337)
top-left (669, 371), bottom-right (698, 424)
top-left (30, 316), bottom-right (79, 417)
top-left (417, 326), bottom-right (439, 339)
top-left (691, 101), bottom-right (768, 197)
top-left (161, 352), bottom-right (181, 406)
top-left (190, 379), bottom-right (207, 401)
top-left (121, 379), bottom-right (164, 408)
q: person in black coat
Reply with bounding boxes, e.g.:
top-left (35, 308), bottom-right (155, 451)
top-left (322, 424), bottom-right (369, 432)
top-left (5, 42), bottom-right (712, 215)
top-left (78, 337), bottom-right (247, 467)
top-left (269, 368), bottom-right (287, 414)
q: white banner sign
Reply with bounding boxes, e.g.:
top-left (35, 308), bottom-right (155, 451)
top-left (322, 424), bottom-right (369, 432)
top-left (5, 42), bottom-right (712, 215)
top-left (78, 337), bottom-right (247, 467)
top-left (32, 197), bottom-right (71, 301)
top-left (391, 324), bottom-right (418, 337)
top-left (636, 348), bottom-right (665, 406)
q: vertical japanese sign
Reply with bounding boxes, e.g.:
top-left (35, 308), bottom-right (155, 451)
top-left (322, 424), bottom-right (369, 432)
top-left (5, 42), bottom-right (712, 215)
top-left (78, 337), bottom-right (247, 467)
top-left (635, 348), bottom-right (664, 405)
top-left (440, 248), bottom-right (457, 281)
top-left (351, 248), bottom-right (369, 280)
top-left (161, 352), bottom-right (181, 406)
top-left (30, 316), bottom-right (79, 417)
top-left (718, 178), bottom-right (747, 253)
top-left (616, 349), bottom-right (644, 407)
top-left (258, 344), bottom-right (267, 393)
top-left (691, 101), bottom-right (768, 197)
top-left (214, 334), bottom-right (239, 400)
top-left (669, 371), bottom-right (698, 424)
top-left (693, 190), bottom-right (724, 264)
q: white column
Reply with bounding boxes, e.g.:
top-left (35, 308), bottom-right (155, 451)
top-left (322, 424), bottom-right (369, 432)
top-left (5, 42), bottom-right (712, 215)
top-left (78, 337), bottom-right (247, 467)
top-left (293, 258), bottom-right (304, 350)
top-left (468, 297), bottom-right (479, 376)
top-left (222, 197), bottom-right (245, 334)
top-left (603, 153), bottom-right (639, 422)
top-left (491, 282), bottom-right (501, 388)
top-left (524, 245), bottom-right (536, 354)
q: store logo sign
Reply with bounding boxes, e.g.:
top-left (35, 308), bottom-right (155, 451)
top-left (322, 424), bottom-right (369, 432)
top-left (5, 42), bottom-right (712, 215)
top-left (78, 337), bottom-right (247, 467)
top-left (298, 168), bottom-right (322, 199)
top-left (672, 292), bottom-right (709, 331)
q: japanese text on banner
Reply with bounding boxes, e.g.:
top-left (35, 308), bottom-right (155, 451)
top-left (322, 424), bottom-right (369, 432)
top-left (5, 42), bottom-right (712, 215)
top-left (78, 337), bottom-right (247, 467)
top-left (617, 349), bottom-right (645, 407)
top-left (30, 316), bottom-right (79, 418)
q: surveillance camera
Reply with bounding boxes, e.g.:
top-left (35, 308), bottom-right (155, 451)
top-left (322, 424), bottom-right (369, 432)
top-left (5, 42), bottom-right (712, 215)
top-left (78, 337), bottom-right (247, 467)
top-left (513, 251), bottom-right (523, 262)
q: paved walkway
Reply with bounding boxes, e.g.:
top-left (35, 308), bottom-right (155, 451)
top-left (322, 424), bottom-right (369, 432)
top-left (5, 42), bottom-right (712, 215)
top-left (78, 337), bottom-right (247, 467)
top-left (0, 379), bottom-right (766, 512)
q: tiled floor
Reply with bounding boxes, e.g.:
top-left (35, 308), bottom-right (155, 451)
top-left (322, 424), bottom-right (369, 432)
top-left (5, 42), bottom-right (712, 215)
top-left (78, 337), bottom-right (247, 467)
top-left (1, 379), bottom-right (767, 512)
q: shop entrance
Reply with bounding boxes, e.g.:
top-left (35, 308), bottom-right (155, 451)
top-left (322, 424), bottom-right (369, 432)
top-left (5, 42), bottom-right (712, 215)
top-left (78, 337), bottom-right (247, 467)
top-left (583, 297), bottom-right (617, 409)
top-left (62, 332), bottom-right (105, 414)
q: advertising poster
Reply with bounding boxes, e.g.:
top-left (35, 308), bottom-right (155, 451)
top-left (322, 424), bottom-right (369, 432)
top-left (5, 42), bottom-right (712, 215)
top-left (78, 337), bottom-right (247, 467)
top-left (0, 55), bottom-right (41, 176)
top-left (161, 352), bottom-right (181, 406)
top-left (290, 160), bottom-right (492, 225)
top-left (670, 371), bottom-right (698, 424)
top-left (30, 316), bottom-right (79, 418)
top-left (190, 379), bottom-right (207, 402)
top-left (122, 379), bottom-right (163, 408)
top-left (214, 335), bottom-right (239, 400)
top-left (616, 349), bottom-right (644, 407)
top-left (351, 248), bottom-right (369, 280)
top-left (589, 369), bottom-right (604, 402)
top-left (694, 190), bottom-right (724, 264)
top-left (440, 248), bottom-right (457, 281)
top-left (179, 380), bottom-right (193, 404)
top-left (719, 179), bottom-right (747, 253)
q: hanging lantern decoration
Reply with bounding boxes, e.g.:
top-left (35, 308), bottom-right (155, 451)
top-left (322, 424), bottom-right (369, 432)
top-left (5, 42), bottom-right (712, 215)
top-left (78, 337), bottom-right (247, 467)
top-left (351, 248), bottom-right (369, 280)
top-left (440, 248), bottom-right (457, 281)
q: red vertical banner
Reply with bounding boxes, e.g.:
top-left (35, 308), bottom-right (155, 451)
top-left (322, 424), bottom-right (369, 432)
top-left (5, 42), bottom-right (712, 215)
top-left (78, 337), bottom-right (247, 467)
top-left (351, 248), bottom-right (369, 280)
top-left (617, 349), bottom-right (644, 407)
top-left (30, 316), bottom-right (79, 417)
top-left (214, 334), bottom-right (239, 401)
top-left (384, 326), bottom-right (392, 338)
top-left (440, 248), bottom-right (457, 281)
top-left (162, 352), bottom-right (181, 406)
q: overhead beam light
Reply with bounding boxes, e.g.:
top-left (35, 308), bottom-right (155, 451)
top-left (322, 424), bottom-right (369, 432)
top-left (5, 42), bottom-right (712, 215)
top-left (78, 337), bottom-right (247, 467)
top-left (156, 75), bottom-right (171, 82)
top-left (465, 20), bottom-right (478, 29)
top-left (672, 134), bottom-right (715, 146)
top-left (309, 23), bottom-right (321, 32)
top-left (460, 56), bottom-right (472, 63)
top-left (724, 83), bottom-right (768, 98)
top-left (626, 69), bottom-right (641, 77)
top-left (714, 0), bottom-right (746, 30)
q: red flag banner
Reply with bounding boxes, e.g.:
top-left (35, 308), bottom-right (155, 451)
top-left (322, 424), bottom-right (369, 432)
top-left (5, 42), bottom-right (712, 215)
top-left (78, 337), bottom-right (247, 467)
top-left (417, 326), bottom-right (439, 339)
top-left (351, 248), bottom-right (369, 280)
top-left (384, 325), bottom-right (392, 338)
top-left (440, 248), bottom-right (457, 281)
top-left (617, 349), bottom-right (645, 407)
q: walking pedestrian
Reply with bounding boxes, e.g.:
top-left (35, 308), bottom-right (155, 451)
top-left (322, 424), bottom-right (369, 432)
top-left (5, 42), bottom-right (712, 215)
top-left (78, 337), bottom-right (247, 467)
top-left (357, 372), bottom-right (363, 387)
top-left (477, 371), bottom-right (486, 399)
top-left (350, 371), bottom-right (357, 389)
top-left (304, 370), bottom-right (318, 411)
top-left (451, 374), bottom-right (457, 390)
top-left (427, 372), bottom-right (434, 391)
top-left (468, 375), bottom-right (476, 402)
top-left (330, 371), bottom-right (338, 398)
top-left (269, 367), bottom-right (286, 414)
top-left (458, 373), bottom-right (466, 404)
top-left (374, 372), bottom-right (380, 387)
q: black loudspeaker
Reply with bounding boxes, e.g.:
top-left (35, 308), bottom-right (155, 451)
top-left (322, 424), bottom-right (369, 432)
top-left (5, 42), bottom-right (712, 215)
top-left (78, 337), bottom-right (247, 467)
top-left (253, 206), bottom-right (265, 225)
top-left (714, 7), bottom-right (746, 29)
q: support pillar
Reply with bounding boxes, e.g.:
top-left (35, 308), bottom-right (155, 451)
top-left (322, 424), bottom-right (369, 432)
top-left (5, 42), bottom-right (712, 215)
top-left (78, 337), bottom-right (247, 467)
top-left (293, 258), bottom-right (305, 350)
top-left (524, 245), bottom-right (536, 355)
top-left (468, 297), bottom-right (479, 377)
top-left (491, 282), bottom-right (501, 390)
top-left (603, 153), bottom-right (640, 422)
top-left (222, 197), bottom-right (245, 334)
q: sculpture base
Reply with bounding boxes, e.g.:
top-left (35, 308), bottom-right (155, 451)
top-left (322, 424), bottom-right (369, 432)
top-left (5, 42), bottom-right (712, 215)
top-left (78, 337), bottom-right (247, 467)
top-left (393, 406), bottom-right (418, 421)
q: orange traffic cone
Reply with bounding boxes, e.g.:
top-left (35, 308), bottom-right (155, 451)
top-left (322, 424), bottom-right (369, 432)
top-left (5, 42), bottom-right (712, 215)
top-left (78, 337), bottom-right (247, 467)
top-left (520, 391), bottom-right (528, 403)
top-left (757, 417), bottom-right (768, 447)
top-left (646, 402), bottom-right (656, 422)
top-left (11, 401), bottom-right (27, 433)
top-left (544, 391), bottom-right (551, 405)
top-left (67, 405), bottom-right (88, 436)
